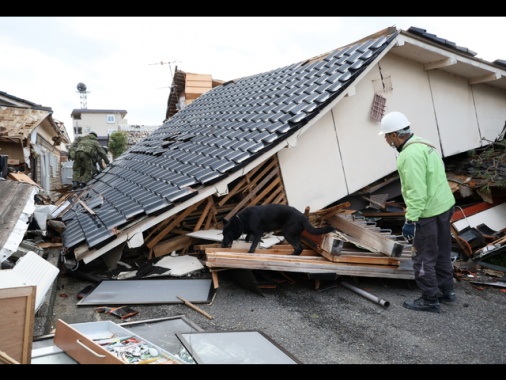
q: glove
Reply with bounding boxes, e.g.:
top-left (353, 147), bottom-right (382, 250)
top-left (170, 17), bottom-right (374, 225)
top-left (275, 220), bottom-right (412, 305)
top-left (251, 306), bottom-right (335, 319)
top-left (402, 220), bottom-right (416, 242)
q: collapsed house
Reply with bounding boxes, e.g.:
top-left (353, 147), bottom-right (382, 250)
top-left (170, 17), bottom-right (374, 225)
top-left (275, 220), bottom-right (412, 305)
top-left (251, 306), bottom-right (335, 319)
top-left (46, 26), bottom-right (506, 278)
top-left (0, 91), bottom-right (71, 266)
top-left (3, 24), bottom-right (506, 366)
top-left (0, 91), bottom-right (70, 194)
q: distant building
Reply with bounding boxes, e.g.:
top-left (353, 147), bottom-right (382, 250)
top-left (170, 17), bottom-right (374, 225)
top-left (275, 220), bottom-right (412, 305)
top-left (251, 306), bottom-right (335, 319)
top-left (119, 125), bottom-right (160, 149)
top-left (70, 108), bottom-right (127, 147)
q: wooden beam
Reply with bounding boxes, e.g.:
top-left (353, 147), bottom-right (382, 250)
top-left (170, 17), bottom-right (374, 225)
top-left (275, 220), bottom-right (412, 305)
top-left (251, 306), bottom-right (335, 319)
top-left (469, 72), bottom-right (501, 85)
top-left (152, 235), bottom-right (196, 258)
top-left (204, 250), bottom-right (414, 279)
top-left (217, 177), bottom-right (247, 207)
top-left (319, 251), bottom-right (401, 265)
top-left (78, 200), bottom-right (96, 216)
top-left (217, 156), bottom-right (277, 208)
top-left (424, 57), bottom-right (457, 71)
top-left (260, 187), bottom-right (286, 206)
top-left (211, 271), bottom-right (220, 289)
top-left (146, 200), bottom-right (204, 250)
top-left (205, 246), bottom-right (317, 256)
top-left (250, 175), bottom-right (282, 205)
top-left (194, 198), bottom-right (213, 231)
top-left (145, 217), bottom-right (173, 242)
top-left (224, 166), bottom-right (281, 220)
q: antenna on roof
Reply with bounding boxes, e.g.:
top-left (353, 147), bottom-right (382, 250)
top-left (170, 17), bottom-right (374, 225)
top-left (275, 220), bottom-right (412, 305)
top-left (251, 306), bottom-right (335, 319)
top-left (76, 82), bottom-right (89, 109)
top-left (150, 60), bottom-right (181, 89)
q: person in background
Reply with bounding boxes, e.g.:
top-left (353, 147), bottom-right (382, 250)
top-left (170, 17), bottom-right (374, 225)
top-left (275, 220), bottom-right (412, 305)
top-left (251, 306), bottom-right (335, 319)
top-left (378, 111), bottom-right (456, 313)
top-left (72, 131), bottom-right (110, 189)
top-left (68, 136), bottom-right (82, 162)
top-left (96, 146), bottom-right (109, 171)
top-left (69, 135), bottom-right (82, 190)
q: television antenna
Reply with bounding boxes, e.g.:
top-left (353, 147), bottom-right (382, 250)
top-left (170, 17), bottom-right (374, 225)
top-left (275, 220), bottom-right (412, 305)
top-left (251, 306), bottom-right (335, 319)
top-left (150, 60), bottom-right (181, 89)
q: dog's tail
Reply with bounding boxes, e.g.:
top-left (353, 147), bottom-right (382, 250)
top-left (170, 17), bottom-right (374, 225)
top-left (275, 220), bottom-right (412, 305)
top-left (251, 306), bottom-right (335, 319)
top-left (303, 219), bottom-right (336, 235)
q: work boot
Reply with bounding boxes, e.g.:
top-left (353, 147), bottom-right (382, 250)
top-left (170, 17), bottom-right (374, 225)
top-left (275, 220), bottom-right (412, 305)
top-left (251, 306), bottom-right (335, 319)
top-left (403, 296), bottom-right (440, 313)
top-left (438, 289), bottom-right (457, 303)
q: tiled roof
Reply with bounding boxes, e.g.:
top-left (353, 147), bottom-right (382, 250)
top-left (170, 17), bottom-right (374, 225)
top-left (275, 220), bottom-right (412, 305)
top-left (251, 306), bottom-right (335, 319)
top-left (407, 26), bottom-right (477, 57)
top-left (60, 27), bottom-right (399, 251)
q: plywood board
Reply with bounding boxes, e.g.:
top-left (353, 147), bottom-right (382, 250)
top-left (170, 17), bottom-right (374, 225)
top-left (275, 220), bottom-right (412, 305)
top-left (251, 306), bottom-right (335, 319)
top-left (8, 172), bottom-right (39, 186)
top-left (0, 271), bottom-right (36, 364)
top-left (0, 180), bottom-right (38, 264)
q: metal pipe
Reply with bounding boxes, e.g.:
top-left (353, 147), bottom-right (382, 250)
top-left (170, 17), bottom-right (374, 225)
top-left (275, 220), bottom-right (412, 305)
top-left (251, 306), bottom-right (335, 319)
top-left (340, 281), bottom-right (390, 308)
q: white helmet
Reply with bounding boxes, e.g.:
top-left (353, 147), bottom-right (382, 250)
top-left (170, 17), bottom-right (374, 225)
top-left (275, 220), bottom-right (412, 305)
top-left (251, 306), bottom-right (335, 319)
top-left (379, 112), bottom-right (410, 135)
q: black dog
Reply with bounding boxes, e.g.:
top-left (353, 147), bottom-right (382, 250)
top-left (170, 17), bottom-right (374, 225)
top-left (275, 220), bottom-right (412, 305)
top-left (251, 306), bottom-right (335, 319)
top-left (221, 204), bottom-right (336, 255)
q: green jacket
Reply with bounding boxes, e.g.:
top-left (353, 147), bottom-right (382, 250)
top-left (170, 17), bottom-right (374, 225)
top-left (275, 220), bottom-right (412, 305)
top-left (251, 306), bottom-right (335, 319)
top-left (397, 135), bottom-right (455, 221)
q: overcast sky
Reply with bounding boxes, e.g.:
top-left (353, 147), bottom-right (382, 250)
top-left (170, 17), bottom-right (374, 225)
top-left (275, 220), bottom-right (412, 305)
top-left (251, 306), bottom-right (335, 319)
top-left (1, 17), bottom-right (504, 139)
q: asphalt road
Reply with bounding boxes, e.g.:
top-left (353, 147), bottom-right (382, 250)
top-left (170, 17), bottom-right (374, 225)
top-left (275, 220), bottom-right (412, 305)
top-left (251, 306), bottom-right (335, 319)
top-left (36, 249), bottom-right (506, 365)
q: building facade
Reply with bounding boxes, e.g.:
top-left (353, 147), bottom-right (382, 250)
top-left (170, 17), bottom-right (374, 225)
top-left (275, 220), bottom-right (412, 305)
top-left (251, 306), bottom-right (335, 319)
top-left (70, 109), bottom-right (128, 146)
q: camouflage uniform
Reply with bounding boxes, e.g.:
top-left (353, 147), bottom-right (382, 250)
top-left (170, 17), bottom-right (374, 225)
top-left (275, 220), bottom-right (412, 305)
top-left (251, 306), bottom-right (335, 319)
top-left (70, 136), bottom-right (83, 189)
top-left (68, 136), bottom-right (82, 161)
top-left (72, 133), bottom-right (110, 188)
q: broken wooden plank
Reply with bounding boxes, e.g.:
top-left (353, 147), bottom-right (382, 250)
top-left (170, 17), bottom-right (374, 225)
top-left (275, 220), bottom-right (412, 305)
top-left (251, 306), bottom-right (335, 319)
top-left (152, 235), bottom-right (196, 258)
top-left (319, 251), bottom-right (401, 265)
top-left (308, 202), bottom-right (351, 219)
top-left (224, 166), bottom-right (282, 220)
top-left (8, 172), bottom-right (39, 187)
top-left (78, 200), bottom-right (96, 216)
top-left (211, 270), bottom-right (220, 289)
top-left (326, 214), bottom-right (404, 257)
top-left (36, 242), bottom-right (63, 249)
top-left (205, 246), bottom-right (317, 256)
top-left (193, 198), bottom-right (214, 231)
top-left (206, 249), bottom-right (400, 266)
top-left (177, 296), bottom-right (214, 320)
top-left (146, 200), bottom-right (203, 250)
top-left (204, 250), bottom-right (414, 279)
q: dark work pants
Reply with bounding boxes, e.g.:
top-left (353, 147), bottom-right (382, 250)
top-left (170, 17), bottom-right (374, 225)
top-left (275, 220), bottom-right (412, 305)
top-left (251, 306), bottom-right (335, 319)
top-left (411, 206), bottom-right (455, 299)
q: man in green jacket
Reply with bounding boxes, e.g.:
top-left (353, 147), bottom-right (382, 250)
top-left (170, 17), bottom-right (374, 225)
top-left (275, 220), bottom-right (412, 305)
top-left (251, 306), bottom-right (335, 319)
top-left (72, 131), bottom-right (110, 189)
top-left (379, 111), bottom-right (456, 313)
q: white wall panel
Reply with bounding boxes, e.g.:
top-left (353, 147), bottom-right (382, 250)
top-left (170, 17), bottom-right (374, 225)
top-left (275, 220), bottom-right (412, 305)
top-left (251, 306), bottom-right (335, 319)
top-left (429, 70), bottom-right (481, 156)
top-left (374, 55), bottom-right (442, 153)
top-left (473, 84), bottom-right (506, 143)
top-left (278, 52), bottom-right (506, 212)
top-left (278, 111), bottom-right (345, 212)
